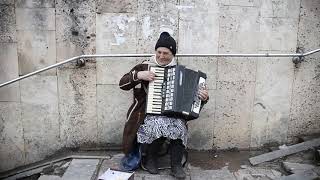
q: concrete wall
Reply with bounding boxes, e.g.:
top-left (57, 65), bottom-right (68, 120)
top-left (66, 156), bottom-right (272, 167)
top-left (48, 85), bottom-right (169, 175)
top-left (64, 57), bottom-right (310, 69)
top-left (0, 0), bottom-right (319, 172)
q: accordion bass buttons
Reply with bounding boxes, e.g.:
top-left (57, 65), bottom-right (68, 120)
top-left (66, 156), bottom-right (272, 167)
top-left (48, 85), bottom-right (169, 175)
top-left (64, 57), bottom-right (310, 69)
top-left (191, 77), bottom-right (206, 114)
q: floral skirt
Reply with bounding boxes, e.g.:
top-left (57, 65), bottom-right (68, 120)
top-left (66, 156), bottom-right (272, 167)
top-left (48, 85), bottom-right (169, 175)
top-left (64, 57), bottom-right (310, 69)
top-left (137, 115), bottom-right (188, 146)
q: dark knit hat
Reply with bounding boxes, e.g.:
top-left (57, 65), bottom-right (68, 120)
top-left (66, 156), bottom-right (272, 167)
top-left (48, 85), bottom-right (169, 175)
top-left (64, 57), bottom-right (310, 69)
top-left (155, 32), bottom-right (176, 56)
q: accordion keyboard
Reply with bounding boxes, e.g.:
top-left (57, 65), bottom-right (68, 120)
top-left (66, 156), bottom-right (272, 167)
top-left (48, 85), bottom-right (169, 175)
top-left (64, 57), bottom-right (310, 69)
top-left (146, 67), bottom-right (165, 114)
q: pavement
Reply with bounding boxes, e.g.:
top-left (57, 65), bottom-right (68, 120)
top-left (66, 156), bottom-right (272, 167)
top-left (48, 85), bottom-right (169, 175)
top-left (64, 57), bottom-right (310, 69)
top-left (5, 149), bottom-right (320, 180)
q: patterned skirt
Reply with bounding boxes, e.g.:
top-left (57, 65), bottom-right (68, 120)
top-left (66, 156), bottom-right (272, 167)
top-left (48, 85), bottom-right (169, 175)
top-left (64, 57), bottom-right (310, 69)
top-left (137, 115), bottom-right (188, 146)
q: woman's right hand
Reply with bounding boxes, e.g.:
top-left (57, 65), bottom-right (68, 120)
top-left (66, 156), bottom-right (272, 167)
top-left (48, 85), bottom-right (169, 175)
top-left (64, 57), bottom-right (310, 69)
top-left (137, 71), bottom-right (156, 81)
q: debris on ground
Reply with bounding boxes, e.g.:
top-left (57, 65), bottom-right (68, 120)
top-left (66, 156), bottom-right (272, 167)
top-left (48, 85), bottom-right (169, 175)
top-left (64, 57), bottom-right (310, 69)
top-left (249, 138), bottom-right (320, 165)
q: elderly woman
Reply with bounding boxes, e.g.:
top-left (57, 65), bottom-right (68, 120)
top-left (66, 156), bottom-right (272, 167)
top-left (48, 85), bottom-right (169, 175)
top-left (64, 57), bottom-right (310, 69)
top-left (119, 32), bottom-right (209, 179)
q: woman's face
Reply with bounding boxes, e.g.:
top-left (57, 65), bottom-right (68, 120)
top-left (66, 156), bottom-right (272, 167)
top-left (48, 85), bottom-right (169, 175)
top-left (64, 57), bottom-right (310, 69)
top-left (155, 47), bottom-right (174, 66)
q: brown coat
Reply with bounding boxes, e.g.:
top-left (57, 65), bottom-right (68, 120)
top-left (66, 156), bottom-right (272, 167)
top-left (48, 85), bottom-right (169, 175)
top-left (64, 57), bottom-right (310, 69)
top-left (119, 63), bottom-right (149, 155)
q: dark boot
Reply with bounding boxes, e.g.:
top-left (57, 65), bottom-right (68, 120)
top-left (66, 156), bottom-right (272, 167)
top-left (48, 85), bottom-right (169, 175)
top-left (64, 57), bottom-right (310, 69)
top-left (170, 139), bottom-right (186, 179)
top-left (145, 139), bottom-right (163, 174)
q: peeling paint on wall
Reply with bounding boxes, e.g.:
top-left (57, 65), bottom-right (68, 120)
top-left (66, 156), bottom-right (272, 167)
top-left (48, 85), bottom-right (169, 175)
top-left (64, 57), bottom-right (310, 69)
top-left (142, 16), bottom-right (151, 38)
top-left (109, 15), bottom-right (136, 46)
top-left (111, 33), bottom-right (126, 46)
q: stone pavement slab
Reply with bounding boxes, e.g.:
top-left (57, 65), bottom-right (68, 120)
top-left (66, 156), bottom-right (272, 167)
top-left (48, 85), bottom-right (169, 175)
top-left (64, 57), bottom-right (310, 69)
top-left (279, 171), bottom-right (318, 180)
top-left (234, 166), bottom-right (282, 180)
top-left (62, 159), bottom-right (99, 180)
top-left (249, 138), bottom-right (320, 165)
top-left (282, 162), bottom-right (315, 174)
top-left (190, 167), bottom-right (236, 180)
top-left (38, 175), bottom-right (62, 180)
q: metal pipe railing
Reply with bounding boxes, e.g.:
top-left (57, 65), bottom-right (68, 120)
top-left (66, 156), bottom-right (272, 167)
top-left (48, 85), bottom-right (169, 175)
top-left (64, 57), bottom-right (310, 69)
top-left (1, 48), bottom-right (320, 88)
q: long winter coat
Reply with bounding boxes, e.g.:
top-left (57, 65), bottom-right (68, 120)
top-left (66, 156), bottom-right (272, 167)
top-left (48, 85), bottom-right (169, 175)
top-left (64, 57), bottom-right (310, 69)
top-left (119, 62), bottom-right (150, 155)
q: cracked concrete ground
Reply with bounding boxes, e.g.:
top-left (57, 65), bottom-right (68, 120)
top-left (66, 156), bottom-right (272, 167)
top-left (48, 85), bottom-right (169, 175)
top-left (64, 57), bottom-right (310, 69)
top-left (8, 148), bottom-right (320, 180)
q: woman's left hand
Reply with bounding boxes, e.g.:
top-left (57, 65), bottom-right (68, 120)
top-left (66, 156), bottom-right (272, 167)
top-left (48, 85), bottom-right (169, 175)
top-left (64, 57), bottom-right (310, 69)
top-left (198, 85), bottom-right (209, 101)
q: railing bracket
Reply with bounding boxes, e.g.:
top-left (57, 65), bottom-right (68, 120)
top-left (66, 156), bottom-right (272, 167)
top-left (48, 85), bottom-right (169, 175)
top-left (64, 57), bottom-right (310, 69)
top-left (292, 48), bottom-right (305, 67)
top-left (76, 59), bottom-right (86, 67)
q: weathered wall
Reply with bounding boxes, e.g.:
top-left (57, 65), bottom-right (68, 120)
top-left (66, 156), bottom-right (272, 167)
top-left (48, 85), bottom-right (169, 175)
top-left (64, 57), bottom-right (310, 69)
top-left (0, 0), bottom-right (319, 172)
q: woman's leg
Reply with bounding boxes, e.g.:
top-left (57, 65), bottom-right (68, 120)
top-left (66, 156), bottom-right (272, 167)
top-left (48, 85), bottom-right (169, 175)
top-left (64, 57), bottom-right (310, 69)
top-left (170, 139), bottom-right (186, 179)
top-left (145, 137), bottom-right (164, 174)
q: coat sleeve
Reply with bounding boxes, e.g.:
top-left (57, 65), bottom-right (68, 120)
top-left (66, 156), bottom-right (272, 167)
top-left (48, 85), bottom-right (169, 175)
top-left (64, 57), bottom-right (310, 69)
top-left (119, 64), bottom-right (145, 90)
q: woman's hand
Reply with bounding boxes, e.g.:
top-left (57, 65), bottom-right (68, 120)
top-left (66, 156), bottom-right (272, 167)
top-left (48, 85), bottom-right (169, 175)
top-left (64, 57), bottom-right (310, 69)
top-left (137, 71), bottom-right (156, 81)
top-left (198, 85), bottom-right (209, 101)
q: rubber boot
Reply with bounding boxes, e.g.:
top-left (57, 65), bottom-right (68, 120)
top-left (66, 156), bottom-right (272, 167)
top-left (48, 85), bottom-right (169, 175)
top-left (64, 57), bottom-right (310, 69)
top-left (145, 139), bottom-right (163, 174)
top-left (170, 139), bottom-right (186, 179)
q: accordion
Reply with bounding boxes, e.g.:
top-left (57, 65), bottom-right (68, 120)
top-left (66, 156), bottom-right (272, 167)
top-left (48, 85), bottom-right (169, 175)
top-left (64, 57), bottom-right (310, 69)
top-left (146, 65), bottom-right (207, 120)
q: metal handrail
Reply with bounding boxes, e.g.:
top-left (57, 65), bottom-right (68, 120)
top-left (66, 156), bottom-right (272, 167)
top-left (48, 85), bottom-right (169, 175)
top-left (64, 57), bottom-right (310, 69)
top-left (1, 48), bottom-right (320, 88)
